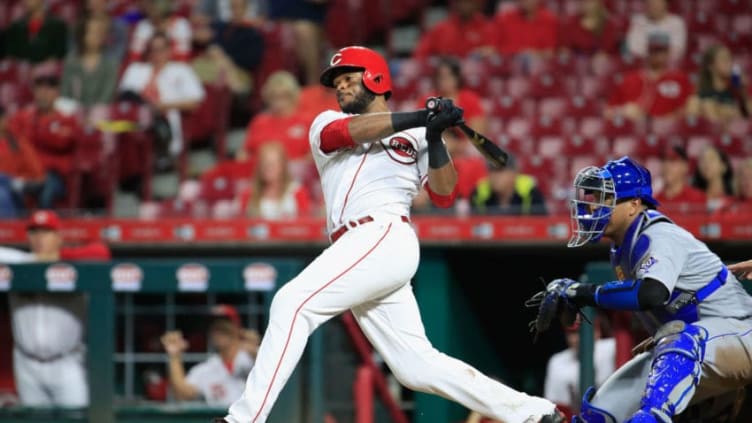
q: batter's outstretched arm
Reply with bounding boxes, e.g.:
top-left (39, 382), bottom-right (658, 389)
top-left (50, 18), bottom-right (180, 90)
top-left (348, 110), bottom-right (428, 143)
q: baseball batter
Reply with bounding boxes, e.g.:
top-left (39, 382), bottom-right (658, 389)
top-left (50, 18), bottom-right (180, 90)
top-left (216, 46), bottom-right (563, 423)
top-left (531, 156), bottom-right (752, 422)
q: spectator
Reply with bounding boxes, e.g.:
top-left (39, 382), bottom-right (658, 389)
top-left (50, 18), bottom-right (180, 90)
top-left (419, 56), bottom-right (488, 136)
top-left (734, 158), bottom-right (752, 209)
top-left (8, 67), bottom-right (80, 209)
top-left (686, 44), bottom-right (751, 127)
top-left (128, 0), bottom-right (193, 63)
top-left (62, 17), bottom-right (121, 112)
top-left (692, 144), bottom-right (735, 214)
top-left (191, 15), bottom-right (252, 95)
top-left (9, 210), bottom-right (110, 407)
top-left (210, 0), bottom-right (266, 72)
top-left (196, 0), bottom-right (265, 23)
top-left (470, 155), bottom-right (548, 215)
top-left (625, 0), bottom-right (686, 63)
top-left (4, 0), bottom-right (68, 63)
top-left (416, 56), bottom-right (489, 202)
top-left (297, 83), bottom-right (340, 118)
top-left (413, 0), bottom-right (495, 60)
top-left (70, 0), bottom-right (130, 63)
top-left (0, 106), bottom-right (45, 218)
top-left (243, 70), bottom-right (313, 171)
top-left (654, 144), bottom-right (706, 215)
top-left (493, 0), bottom-right (558, 57)
top-left (558, 0), bottom-right (623, 57)
top-left (118, 32), bottom-right (205, 165)
top-left (268, 0), bottom-right (329, 85)
top-left (236, 141), bottom-right (312, 219)
top-left (605, 32), bottom-right (692, 122)
top-left (160, 305), bottom-right (260, 405)
top-left (543, 323), bottom-right (616, 414)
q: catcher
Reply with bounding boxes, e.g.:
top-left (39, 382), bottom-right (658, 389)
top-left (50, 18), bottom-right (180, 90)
top-left (527, 156), bottom-right (752, 423)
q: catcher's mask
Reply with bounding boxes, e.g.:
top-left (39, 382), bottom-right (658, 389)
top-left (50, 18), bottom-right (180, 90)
top-left (568, 156), bottom-right (659, 247)
top-left (568, 166), bottom-right (617, 247)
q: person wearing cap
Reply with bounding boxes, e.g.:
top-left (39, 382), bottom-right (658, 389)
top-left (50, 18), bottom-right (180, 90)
top-left (625, 0), bottom-right (686, 62)
top-left (654, 144), bottom-right (706, 214)
top-left (605, 31), bottom-right (693, 121)
top-left (413, 0), bottom-right (496, 60)
top-left (542, 317), bottom-right (615, 416)
top-left (0, 105), bottom-right (45, 218)
top-left (160, 305), bottom-right (260, 405)
top-left (8, 65), bottom-right (82, 209)
top-left (470, 154), bottom-right (548, 215)
top-left (8, 210), bottom-right (110, 407)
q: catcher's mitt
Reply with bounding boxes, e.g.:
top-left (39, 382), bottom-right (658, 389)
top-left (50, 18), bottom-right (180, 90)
top-left (524, 278), bottom-right (586, 342)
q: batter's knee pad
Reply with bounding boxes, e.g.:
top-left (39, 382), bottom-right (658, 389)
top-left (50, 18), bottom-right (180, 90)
top-left (573, 386), bottom-right (617, 423)
top-left (639, 321), bottom-right (708, 423)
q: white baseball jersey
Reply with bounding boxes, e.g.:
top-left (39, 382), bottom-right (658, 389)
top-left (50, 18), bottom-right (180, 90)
top-left (10, 293), bottom-right (86, 361)
top-left (544, 337), bottom-right (616, 408)
top-left (186, 350), bottom-right (255, 406)
top-left (309, 110), bottom-right (429, 233)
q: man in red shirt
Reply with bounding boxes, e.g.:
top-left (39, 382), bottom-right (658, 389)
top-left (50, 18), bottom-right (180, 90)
top-left (8, 68), bottom-right (81, 209)
top-left (654, 144), bottom-right (706, 215)
top-left (0, 106), bottom-right (45, 218)
top-left (494, 0), bottom-right (558, 56)
top-left (25, 210), bottom-right (112, 262)
top-left (605, 32), bottom-right (693, 121)
top-left (413, 0), bottom-right (496, 59)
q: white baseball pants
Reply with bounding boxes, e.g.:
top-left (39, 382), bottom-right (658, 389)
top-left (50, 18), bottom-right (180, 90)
top-left (225, 214), bottom-right (555, 422)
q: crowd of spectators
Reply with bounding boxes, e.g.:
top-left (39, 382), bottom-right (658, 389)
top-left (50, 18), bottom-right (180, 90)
top-left (0, 0), bottom-right (750, 220)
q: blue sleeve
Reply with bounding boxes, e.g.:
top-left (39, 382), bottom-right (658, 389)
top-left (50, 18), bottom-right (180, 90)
top-left (595, 279), bottom-right (643, 310)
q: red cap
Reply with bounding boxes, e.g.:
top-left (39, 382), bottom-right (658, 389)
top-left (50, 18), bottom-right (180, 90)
top-left (27, 210), bottom-right (62, 231)
top-left (211, 304), bottom-right (241, 327)
top-left (320, 46), bottom-right (392, 99)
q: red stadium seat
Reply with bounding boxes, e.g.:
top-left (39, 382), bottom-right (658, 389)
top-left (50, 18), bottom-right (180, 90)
top-left (579, 116), bottom-right (606, 138)
top-left (532, 115), bottom-right (573, 138)
top-left (686, 135), bottom-right (714, 158)
top-left (603, 116), bottom-right (643, 138)
top-left (505, 76), bottom-right (532, 100)
top-left (717, 133), bottom-right (751, 156)
top-left (565, 96), bottom-right (603, 121)
top-left (497, 134), bottom-right (536, 157)
top-left (611, 136), bottom-right (641, 158)
top-left (530, 73), bottom-right (573, 99)
top-left (504, 116), bottom-right (533, 138)
top-left (676, 115), bottom-right (718, 137)
top-left (490, 96), bottom-right (532, 119)
top-left (564, 135), bottom-right (611, 157)
top-left (537, 136), bottom-right (566, 158)
top-left (537, 97), bottom-right (568, 118)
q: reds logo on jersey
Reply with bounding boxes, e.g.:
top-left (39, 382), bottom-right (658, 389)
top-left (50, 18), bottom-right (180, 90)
top-left (381, 136), bottom-right (417, 165)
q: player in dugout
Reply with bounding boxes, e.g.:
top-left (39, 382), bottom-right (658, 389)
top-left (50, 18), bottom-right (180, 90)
top-left (7, 210), bottom-right (110, 407)
top-left (161, 304), bottom-right (260, 406)
top-left (527, 156), bottom-right (752, 422)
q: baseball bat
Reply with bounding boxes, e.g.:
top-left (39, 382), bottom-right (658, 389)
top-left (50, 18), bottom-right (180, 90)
top-left (425, 97), bottom-right (509, 169)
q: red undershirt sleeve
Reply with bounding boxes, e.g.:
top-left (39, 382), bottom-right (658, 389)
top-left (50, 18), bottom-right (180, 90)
top-left (319, 117), bottom-right (356, 153)
top-left (425, 182), bottom-right (458, 208)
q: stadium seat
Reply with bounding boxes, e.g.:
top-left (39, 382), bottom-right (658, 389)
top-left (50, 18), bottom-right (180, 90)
top-left (537, 136), bottom-right (566, 158)
top-left (676, 115), bottom-right (717, 137)
top-left (603, 116), bottom-right (642, 138)
top-left (533, 115), bottom-right (573, 138)
top-left (565, 135), bottom-right (611, 157)
top-left (490, 95), bottom-right (531, 119)
top-left (505, 76), bottom-right (532, 100)
top-left (717, 133), bottom-right (751, 156)
top-left (686, 135), bottom-right (714, 158)
top-left (565, 96), bottom-right (603, 121)
top-left (537, 97), bottom-right (568, 118)
top-left (504, 116), bottom-right (533, 138)
top-left (497, 134), bottom-right (536, 157)
top-left (579, 116), bottom-right (606, 138)
top-left (530, 73), bottom-right (573, 99)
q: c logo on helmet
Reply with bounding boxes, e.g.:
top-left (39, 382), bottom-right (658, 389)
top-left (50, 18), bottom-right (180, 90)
top-left (331, 53), bottom-right (343, 66)
top-left (382, 136), bottom-right (417, 165)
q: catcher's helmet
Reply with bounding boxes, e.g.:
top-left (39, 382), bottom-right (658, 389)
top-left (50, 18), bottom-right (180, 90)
top-left (320, 46), bottom-right (392, 99)
top-left (568, 156), bottom-right (658, 247)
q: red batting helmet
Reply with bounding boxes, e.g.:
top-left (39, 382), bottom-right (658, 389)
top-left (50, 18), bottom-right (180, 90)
top-left (320, 46), bottom-right (392, 99)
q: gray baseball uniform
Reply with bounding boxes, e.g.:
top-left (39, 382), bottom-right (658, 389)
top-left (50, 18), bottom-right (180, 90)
top-left (590, 216), bottom-right (752, 421)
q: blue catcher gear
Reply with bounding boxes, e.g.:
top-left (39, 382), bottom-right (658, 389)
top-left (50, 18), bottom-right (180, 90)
top-left (568, 156), bottom-right (659, 247)
top-left (628, 321), bottom-right (708, 423)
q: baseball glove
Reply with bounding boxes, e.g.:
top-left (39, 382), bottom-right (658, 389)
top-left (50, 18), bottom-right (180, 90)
top-left (524, 278), bottom-right (585, 343)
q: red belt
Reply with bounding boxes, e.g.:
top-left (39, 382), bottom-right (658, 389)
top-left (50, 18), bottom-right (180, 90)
top-left (330, 215), bottom-right (410, 243)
